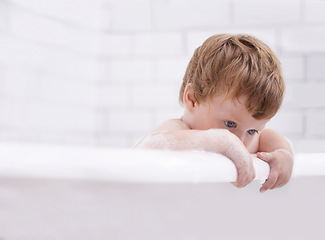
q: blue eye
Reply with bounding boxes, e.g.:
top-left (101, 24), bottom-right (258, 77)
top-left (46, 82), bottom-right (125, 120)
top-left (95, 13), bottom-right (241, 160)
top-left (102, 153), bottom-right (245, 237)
top-left (225, 121), bottom-right (236, 128)
top-left (247, 129), bottom-right (257, 135)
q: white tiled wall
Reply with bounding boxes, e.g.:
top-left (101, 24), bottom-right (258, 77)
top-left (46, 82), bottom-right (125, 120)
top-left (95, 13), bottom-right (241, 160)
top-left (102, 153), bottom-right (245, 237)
top-left (0, 0), bottom-right (101, 145)
top-left (1, 0), bottom-right (325, 151)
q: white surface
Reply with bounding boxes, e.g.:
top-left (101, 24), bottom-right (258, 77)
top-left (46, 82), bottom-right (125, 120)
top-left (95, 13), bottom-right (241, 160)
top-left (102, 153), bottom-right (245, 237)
top-left (0, 143), bottom-right (325, 240)
top-left (0, 143), bottom-right (324, 183)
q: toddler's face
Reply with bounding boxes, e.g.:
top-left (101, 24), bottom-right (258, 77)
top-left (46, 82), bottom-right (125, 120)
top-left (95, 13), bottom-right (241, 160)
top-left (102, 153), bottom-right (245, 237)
top-left (189, 95), bottom-right (269, 149)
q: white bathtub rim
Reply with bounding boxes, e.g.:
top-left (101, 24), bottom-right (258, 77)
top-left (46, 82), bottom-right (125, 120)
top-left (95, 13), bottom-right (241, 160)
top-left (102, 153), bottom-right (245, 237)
top-left (0, 142), bottom-right (324, 184)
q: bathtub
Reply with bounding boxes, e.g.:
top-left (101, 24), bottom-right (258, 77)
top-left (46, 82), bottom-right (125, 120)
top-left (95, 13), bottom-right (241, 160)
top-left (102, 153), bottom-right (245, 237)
top-left (0, 142), bottom-right (324, 240)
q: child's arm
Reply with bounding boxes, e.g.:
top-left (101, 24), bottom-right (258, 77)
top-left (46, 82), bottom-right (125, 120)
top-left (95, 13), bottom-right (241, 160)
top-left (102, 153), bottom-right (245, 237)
top-left (135, 121), bottom-right (256, 188)
top-left (257, 129), bottom-right (294, 193)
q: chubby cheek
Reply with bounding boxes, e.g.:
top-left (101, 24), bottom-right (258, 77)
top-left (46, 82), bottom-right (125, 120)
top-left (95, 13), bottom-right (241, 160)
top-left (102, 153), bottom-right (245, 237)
top-left (229, 129), bottom-right (255, 148)
top-left (191, 110), bottom-right (220, 130)
top-left (243, 135), bottom-right (260, 153)
top-left (242, 138), bottom-right (254, 148)
top-left (199, 117), bottom-right (224, 130)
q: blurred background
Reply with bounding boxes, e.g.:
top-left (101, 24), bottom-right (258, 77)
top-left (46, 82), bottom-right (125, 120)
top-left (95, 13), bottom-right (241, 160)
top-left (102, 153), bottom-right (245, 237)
top-left (0, 0), bottom-right (324, 152)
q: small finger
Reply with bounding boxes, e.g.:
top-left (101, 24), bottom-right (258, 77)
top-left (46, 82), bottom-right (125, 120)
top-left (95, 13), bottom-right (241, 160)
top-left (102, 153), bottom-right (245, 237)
top-left (260, 174), bottom-right (278, 193)
top-left (271, 179), bottom-right (287, 189)
top-left (271, 173), bottom-right (291, 189)
top-left (272, 177), bottom-right (286, 189)
top-left (277, 182), bottom-right (287, 188)
top-left (257, 152), bottom-right (273, 163)
top-left (256, 152), bottom-right (269, 161)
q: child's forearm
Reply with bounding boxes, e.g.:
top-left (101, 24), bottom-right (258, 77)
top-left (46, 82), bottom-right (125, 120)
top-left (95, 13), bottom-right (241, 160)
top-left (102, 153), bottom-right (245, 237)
top-left (135, 129), bottom-right (256, 187)
top-left (134, 129), bottom-right (230, 154)
top-left (258, 129), bottom-right (294, 155)
top-left (134, 129), bottom-right (252, 168)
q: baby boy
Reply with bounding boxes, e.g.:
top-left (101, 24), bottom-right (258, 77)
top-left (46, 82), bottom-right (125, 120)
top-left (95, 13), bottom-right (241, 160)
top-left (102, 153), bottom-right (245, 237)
top-left (134, 34), bottom-right (294, 193)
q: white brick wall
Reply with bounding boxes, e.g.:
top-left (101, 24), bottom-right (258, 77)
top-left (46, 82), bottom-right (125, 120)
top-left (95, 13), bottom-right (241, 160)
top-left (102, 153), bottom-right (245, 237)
top-left (151, 0), bottom-right (230, 29)
top-left (267, 110), bottom-right (304, 138)
top-left (102, 0), bottom-right (151, 31)
top-left (134, 33), bottom-right (184, 56)
top-left (0, 0), bottom-right (101, 145)
top-left (131, 84), bottom-right (178, 107)
top-left (0, 2), bottom-right (9, 31)
top-left (304, 0), bottom-right (325, 23)
top-left (281, 26), bottom-right (325, 53)
top-left (284, 83), bottom-right (325, 108)
top-left (9, 8), bottom-right (100, 55)
top-left (100, 34), bottom-right (133, 57)
top-left (1, 0), bottom-right (325, 151)
top-left (9, 0), bottom-right (103, 28)
top-left (280, 55), bottom-right (305, 82)
top-left (307, 55), bottom-right (325, 81)
top-left (155, 57), bottom-right (188, 82)
top-left (306, 110), bottom-right (325, 138)
top-left (233, 0), bottom-right (302, 26)
top-left (105, 59), bottom-right (154, 82)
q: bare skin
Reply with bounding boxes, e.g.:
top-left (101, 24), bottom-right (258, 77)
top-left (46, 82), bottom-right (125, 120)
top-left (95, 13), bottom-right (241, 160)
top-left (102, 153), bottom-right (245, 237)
top-left (134, 83), bottom-right (294, 192)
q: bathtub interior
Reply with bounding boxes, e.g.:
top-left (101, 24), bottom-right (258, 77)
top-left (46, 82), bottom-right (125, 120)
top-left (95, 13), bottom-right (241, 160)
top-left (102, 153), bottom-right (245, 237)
top-left (0, 142), bottom-right (324, 240)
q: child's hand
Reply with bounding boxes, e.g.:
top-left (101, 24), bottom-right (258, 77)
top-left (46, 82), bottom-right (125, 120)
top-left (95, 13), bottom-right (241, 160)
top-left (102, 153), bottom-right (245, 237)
top-left (224, 132), bottom-right (256, 188)
top-left (257, 149), bottom-right (294, 193)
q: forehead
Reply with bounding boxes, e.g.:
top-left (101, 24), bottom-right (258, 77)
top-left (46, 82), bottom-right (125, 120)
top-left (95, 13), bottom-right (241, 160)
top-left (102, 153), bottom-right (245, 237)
top-left (208, 95), bottom-right (269, 128)
top-left (209, 95), bottom-right (247, 114)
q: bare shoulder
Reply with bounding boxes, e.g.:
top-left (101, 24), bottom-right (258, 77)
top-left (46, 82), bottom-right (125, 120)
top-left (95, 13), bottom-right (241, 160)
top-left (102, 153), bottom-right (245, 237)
top-left (152, 118), bottom-right (190, 132)
top-left (133, 118), bottom-right (190, 148)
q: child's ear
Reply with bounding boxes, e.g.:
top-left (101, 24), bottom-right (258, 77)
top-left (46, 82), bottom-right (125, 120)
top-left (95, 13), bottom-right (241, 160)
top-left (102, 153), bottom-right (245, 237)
top-left (183, 83), bottom-right (197, 112)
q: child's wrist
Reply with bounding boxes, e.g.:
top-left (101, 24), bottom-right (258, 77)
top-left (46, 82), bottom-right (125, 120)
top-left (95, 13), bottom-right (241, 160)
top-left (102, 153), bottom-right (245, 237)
top-left (274, 148), bottom-right (294, 161)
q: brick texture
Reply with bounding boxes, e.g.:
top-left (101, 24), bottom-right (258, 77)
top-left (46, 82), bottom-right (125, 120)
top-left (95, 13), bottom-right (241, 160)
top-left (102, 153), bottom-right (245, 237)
top-left (1, 0), bottom-right (325, 151)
